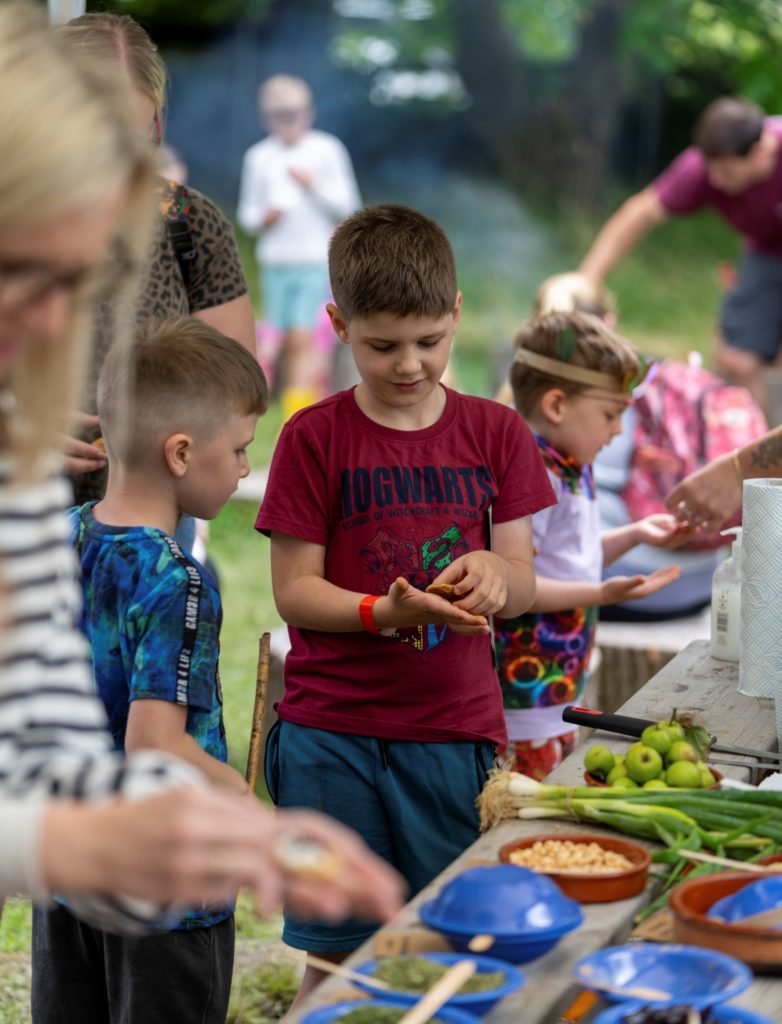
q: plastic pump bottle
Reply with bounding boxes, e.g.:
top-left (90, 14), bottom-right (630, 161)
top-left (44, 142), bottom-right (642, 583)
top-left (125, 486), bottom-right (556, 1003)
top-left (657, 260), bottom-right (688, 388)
top-left (710, 527), bottom-right (742, 663)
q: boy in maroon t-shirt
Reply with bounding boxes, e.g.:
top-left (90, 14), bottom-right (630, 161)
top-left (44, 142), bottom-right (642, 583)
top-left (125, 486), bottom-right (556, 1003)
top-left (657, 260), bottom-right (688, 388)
top-left (257, 203), bottom-right (555, 1005)
top-left (579, 96), bottom-right (782, 411)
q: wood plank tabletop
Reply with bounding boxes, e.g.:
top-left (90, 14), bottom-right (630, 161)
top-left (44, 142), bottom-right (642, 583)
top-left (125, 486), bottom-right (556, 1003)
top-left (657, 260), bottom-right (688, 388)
top-left (288, 640), bottom-right (781, 1023)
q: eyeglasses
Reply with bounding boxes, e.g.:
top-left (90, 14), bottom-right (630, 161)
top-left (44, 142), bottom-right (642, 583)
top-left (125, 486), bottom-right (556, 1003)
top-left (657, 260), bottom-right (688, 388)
top-left (0, 239), bottom-right (136, 314)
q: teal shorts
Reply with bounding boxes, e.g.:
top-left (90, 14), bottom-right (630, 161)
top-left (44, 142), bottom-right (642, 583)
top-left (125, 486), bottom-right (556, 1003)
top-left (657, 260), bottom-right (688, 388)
top-left (265, 721), bottom-right (495, 952)
top-left (261, 264), bottom-right (328, 331)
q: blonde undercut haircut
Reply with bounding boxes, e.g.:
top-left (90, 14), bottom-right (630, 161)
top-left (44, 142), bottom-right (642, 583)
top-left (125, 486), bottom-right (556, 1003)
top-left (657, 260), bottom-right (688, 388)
top-left (0, 2), bottom-right (155, 477)
top-left (511, 311), bottom-right (642, 418)
top-left (98, 317), bottom-right (268, 467)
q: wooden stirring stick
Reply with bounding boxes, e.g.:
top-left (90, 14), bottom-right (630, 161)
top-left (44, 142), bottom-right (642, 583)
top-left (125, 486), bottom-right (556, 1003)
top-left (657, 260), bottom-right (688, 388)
top-left (725, 906), bottom-right (782, 929)
top-left (394, 960), bottom-right (477, 1024)
top-left (467, 934), bottom-right (494, 952)
top-left (284, 952), bottom-right (391, 991)
top-left (595, 982), bottom-right (673, 1002)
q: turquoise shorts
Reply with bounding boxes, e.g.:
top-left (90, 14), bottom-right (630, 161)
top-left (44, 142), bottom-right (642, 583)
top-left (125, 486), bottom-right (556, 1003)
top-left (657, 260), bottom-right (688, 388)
top-left (261, 264), bottom-right (329, 331)
top-left (265, 721), bottom-right (495, 952)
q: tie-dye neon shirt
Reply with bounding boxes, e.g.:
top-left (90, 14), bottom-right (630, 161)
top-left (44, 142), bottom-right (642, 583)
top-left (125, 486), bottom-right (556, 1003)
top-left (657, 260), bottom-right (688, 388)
top-left (495, 436), bottom-right (600, 742)
top-left (68, 503), bottom-right (230, 930)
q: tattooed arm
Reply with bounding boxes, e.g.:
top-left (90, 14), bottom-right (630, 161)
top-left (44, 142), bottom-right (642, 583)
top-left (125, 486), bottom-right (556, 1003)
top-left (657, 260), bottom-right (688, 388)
top-left (665, 425), bottom-right (782, 534)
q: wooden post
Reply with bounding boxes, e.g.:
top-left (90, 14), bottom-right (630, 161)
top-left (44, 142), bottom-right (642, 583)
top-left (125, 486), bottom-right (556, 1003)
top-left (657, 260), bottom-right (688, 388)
top-left (246, 632), bottom-right (271, 794)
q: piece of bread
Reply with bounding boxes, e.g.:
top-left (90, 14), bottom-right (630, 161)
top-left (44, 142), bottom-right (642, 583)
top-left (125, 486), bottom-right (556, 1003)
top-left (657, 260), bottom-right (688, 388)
top-left (91, 436), bottom-right (106, 452)
top-left (273, 836), bottom-right (342, 882)
top-left (425, 582), bottom-right (458, 600)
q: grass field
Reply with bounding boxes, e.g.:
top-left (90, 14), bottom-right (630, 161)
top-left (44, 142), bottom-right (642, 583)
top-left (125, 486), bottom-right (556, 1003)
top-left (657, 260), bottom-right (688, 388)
top-left (0, 194), bottom-right (737, 1022)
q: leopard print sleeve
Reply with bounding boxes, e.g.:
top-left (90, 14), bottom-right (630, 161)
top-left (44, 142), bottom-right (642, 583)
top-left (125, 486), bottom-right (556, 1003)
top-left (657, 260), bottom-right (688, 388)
top-left (182, 186), bottom-right (249, 313)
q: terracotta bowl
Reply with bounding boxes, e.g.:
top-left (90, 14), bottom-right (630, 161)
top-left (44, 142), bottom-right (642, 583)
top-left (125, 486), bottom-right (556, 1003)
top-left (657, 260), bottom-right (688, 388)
top-left (497, 832), bottom-right (650, 904)
top-left (670, 871), bottom-right (782, 972)
top-left (584, 769), bottom-right (723, 789)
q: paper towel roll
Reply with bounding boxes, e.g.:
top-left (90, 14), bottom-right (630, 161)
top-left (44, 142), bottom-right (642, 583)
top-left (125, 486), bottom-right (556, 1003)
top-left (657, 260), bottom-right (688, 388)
top-left (739, 479), bottom-right (782, 746)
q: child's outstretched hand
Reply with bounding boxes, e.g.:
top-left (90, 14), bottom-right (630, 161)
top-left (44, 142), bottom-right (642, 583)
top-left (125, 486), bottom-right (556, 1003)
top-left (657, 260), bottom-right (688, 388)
top-left (599, 565), bottom-right (681, 604)
top-left (374, 577), bottom-right (490, 636)
top-left (635, 513), bottom-right (694, 549)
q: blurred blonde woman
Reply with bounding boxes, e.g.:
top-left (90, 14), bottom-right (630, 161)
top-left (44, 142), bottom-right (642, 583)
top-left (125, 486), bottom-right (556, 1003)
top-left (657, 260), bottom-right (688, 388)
top-left (0, 0), bottom-right (399, 949)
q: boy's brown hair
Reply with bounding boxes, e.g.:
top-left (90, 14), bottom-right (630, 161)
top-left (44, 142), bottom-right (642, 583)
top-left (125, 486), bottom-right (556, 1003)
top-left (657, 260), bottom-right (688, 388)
top-left (511, 311), bottom-right (641, 417)
top-left (98, 316), bottom-right (268, 466)
top-left (328, 203), bottom-right (457, 321)
top-left (694, 98), bottom-right (764, 159)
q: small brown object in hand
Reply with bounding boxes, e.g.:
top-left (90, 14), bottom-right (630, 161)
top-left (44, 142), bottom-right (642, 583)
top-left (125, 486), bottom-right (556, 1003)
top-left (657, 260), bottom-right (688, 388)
top-left (91, 436), bottom-right (106, 452)
top-left (425, 582), bottom-right (458, 600)
top-left (273, 835), bottom-right (342, 882)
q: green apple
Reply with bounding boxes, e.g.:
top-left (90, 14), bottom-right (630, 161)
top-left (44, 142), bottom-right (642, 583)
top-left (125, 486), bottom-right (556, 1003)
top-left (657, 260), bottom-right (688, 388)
top-left (614, 754), bottom-right (626, 766)
top-left (665, 760), bottom-right (702, 788)
top-left (606, 763), bottom-right (630, 785)
top-left (612, 776), bottom-right (640, 789)
top-left (625, 743), bottom-right (664, 784)
top-left (668, 740), bottom-right (699, 765)
top-left (641, 724), bottom-right (673, 757)
top-left (584, 744), bottom-right (615, 779)
top-left (660, 719), bottom-right (685, 742)
top-left (643, 778), bottom-right (669, 789)
top-left (699, 766), bottom-right (718, 787)
top-left (627, 741), bottom-right (647, 759)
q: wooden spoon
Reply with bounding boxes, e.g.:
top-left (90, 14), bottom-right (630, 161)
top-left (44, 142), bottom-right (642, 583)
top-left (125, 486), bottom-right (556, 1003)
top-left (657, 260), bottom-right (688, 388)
top-left (592, 981), bottom-right (673, 1002)
top-left (466, 934), bottom-right (494, 952)
top-left (723, 906), bottom-right (782, 929)
top-left (394, 960), bottom-right (478, 1024)
top-left (285, 952), bottom-right (390, 991)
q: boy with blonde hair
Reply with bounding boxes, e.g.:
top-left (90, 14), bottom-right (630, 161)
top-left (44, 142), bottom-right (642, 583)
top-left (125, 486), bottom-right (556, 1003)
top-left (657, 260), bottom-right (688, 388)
top-left (32, 317), bottom-right (268, 1022)
top-left (257, 203), bottom-right (556, 1004)
top-left (495, 311), bottom-right (684, 780)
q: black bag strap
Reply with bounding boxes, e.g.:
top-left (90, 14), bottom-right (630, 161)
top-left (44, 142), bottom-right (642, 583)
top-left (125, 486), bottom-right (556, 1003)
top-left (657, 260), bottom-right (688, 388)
top-left (157, 179), bottom-right (196, 289)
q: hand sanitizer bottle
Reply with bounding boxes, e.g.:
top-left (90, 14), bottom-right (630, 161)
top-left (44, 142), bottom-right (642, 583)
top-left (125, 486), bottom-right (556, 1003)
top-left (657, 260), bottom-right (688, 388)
top-left (710, 527), bottom-right (742, 662)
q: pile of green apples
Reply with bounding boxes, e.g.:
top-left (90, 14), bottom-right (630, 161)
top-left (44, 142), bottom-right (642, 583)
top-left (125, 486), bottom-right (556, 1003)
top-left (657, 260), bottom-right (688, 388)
top-left (583, 719), bottom-right (718, 789)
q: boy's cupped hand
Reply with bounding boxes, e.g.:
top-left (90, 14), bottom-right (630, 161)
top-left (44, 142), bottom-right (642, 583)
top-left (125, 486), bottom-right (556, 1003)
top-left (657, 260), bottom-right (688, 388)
top-left (375, 576), bottom-right (491, 636)
top-left (599, 565), bottom-right (681, 605)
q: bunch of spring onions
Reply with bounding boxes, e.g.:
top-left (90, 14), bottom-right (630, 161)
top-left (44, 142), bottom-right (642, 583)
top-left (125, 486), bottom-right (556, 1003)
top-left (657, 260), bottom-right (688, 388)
top-left (479, 770), bottom-right (782, 855)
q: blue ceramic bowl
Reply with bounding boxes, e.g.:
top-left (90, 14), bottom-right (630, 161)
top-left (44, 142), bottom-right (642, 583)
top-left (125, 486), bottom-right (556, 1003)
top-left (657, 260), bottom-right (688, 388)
top-left (708, 877), bottom-right (782, 928)
top-left (300, 999), bottom-right (481, 1024)
top-left (593, 1002), bottom-right (775, 1024)
top-left (351, 953), bottom-right (524, 1017)
top-left (573, 943), bottom-right (753, 1009)
top-left (418, 864), bottom-right (582, 962)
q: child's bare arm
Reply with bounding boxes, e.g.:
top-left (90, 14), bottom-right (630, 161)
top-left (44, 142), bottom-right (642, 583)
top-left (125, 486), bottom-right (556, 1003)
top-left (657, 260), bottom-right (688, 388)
top-left (602, 514), bottom-right (692, 565)
top-left (530, 566), bottom-right (681, 612)
top-left (125, 700), bottom-right (249, 795)
top-left (270, 533), bottom-right (490, 636)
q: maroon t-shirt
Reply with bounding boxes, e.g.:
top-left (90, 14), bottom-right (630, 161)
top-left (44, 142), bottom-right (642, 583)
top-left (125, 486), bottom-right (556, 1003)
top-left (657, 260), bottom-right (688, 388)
top-left (256, 387), bottom-right (556, 744)
top-left (652, 118), bottom-right (782, 257)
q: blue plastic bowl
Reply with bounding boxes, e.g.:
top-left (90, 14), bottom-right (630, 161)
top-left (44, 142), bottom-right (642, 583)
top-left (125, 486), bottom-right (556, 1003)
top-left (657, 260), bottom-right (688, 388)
top-left (573, 943), bottom-right (753, 1009)
top-left (300, 999), bottom-right (481, 1024)
top-left (351, 953), bottom-right (524, 1017)
top-left (593, 1001), bottom-right (775, 1024)
top-left (708, 877), bottom-right (782, 928)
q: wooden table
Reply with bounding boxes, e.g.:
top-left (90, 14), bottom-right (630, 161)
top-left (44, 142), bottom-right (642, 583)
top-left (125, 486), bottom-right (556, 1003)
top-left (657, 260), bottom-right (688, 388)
top-left (290, 640), bottom-right (782, 1023)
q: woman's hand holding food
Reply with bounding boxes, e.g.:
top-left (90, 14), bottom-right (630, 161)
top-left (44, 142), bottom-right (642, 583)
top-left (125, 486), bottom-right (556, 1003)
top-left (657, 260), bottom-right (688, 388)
top-left (665, 452), bottom-right (742, 534)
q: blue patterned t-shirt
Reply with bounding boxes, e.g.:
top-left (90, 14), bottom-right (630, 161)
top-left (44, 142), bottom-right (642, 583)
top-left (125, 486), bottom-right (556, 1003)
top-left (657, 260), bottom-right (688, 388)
top-left (69, 503), bottom-right (230, 930)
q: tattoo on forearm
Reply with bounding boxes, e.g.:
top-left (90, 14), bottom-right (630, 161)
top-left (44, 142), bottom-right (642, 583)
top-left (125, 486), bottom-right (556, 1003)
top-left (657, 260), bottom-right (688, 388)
top-left (751, 435), bottom-right (782, 470)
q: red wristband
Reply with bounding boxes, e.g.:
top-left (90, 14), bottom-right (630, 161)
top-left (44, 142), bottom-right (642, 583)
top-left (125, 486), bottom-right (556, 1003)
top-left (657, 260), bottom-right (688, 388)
top-left (359, 594), bottom-right (382, 634)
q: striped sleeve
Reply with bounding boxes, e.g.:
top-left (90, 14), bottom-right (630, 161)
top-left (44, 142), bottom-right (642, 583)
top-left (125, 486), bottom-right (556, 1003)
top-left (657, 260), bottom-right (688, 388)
top-left (0, 462), bottom-right (204, 932)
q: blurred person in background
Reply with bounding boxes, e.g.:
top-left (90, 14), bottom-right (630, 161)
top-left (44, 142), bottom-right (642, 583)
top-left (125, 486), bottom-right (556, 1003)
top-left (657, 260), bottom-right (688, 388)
top-left (238, 74), bottom-right (361, 420)
top-left (61, 12), bottom-right (256, 559)
top-left (0, 0), bottom-right (401, 977)
top-left (580, 98), bottom-right (782, 415)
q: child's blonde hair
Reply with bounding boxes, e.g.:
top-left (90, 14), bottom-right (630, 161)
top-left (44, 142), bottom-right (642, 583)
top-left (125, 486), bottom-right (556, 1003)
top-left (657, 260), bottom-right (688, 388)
top-left (0, 2), bottom-right (155, 475)
top-left (98, 317), bottom-right (268, 467)
top-left (511, 311), bottom-right (642, 417)
top-left (258, 75), bottom-right (312, 114)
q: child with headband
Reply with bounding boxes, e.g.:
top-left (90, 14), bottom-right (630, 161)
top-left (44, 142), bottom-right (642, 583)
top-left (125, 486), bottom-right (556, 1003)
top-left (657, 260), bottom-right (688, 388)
top-left (495, 311), bottom-right (686, 780)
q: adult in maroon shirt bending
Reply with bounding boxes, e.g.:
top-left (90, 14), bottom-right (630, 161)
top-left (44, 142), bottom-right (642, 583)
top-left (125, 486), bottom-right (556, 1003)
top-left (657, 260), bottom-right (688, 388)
top-left (580, 97), bottom-right (782, 408)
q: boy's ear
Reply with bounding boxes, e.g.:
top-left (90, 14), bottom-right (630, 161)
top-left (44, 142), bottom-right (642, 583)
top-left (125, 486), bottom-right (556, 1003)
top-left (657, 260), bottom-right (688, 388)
top-left (452, 291), bottom-right (463, 330)
top-left (163, 433), bottom-right (193, 478)
top-left (539, 387), bottom-right (567, 425)
top-left (326, 303), bottom-right (350, 344)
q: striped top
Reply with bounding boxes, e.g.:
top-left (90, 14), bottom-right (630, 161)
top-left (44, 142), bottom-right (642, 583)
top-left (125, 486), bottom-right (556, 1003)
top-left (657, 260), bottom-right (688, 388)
top-left (0, 459), bottom-right (201, 932)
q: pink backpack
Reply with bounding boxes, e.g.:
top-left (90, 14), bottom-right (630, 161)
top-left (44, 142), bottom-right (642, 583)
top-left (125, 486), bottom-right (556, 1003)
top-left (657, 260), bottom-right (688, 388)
top-left (622, 359), bottom-right (767, 549)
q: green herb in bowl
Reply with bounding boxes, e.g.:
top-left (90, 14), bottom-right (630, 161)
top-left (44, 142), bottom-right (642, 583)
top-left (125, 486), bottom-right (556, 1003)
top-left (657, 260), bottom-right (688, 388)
top-left (372, 957), bottom-right (505, 994)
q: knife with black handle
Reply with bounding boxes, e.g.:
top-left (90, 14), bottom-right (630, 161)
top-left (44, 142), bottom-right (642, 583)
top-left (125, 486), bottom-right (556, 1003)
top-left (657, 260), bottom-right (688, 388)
top-left (562, 705), bottom-right (782, 766)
